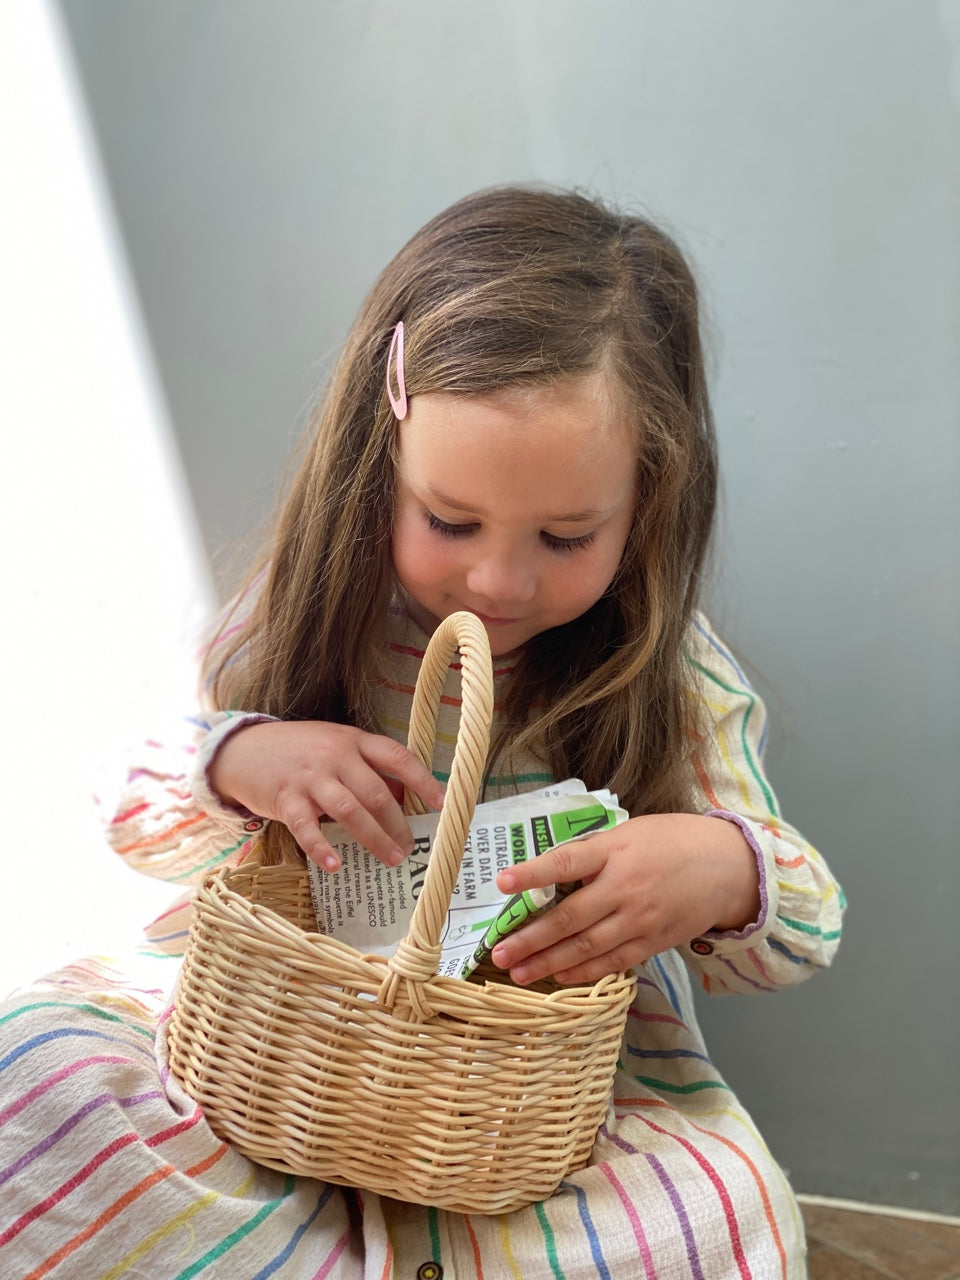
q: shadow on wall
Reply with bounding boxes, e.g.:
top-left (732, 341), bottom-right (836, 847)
top-left (0, 2), bottom-right (212, 993)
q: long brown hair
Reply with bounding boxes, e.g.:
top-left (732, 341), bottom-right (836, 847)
top-left (208, 186), bottom-right (717, 855)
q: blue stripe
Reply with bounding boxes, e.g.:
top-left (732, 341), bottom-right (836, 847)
top-left (690, 616), bottom-right (770, 758)
top-left (767, 936), bottom-right (813, 966)
top-left (148, 929), bottom-right (190, 945)
top-left (0, 1026), bottom-right (153, 1075)
top-left (564, 1181), bottom-right (611, 1279)
top-left (691, 616), bottom-right (750, 686)
top-left (625, 1044), bottom-right (713, 1065)
top-left (652, 955), bottom-right (682, 1017)
top-left (251, 1185), bottom-right (335, 1279)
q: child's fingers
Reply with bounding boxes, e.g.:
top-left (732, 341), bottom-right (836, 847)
top-left (279, 796), bottom-right (344, 871)
top-left (496, 834), bottom-right (607, 895)
top-left (359, 735), bottom-right (446, 812)
top-left (491, 880), bottom-right (609, 968)
top-left (499, 910), bottom-right (643, 986)
top-left (552, 946), bottom-right (646, 986)
top-left (309, 775), bottom-right (413, 867)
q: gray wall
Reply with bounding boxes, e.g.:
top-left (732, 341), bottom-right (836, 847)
top-left (58, 0), bottom-right (959, 1213)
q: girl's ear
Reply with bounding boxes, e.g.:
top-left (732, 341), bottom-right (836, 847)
top-left (387, 322), bottom-right (408, 420)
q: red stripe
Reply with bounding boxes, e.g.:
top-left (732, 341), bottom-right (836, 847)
top-left (464, 1215), bottom-right (485, 1277)
top-left (640, 1114), bottom-right (752, 1279)
top-left (145, 1106), bottom-right (205, 1148)
top-left (115, 812), bottom-right (207, 854)
top-left (24, 1164), bottom-right (177, 1279)
top-left (628, 1008), bottom-right (685, 1028)
top-left (312, 1228), bottom-right (351, 1278)
top-left (110, 802), bottom-right (150, 825)
top-left (0, 1132), bottom-right (141, 1245)
top-left (380, 678), bottom-right (507, 713)
top-left (598, 1163), bottom-right (657, 1277)
top-left (774, 852), bottom-right (805, 869)
top-left (691, 750), bottom-right (722, 809)
top-left (185, 1142), bottom-right (229, 1178)
top-left (0, 1055), bottom-right (130, 1126)
top-left (146, 899), bottom-right (190, 926)
top-left (388, 640), bottom-right (515, 677)
top-left (381, 679), bottom-right (463, 708)
top-left (620, 1101), bottom-right (788, 1280)
top-left (2, 1108), bottom-right (205, 1248)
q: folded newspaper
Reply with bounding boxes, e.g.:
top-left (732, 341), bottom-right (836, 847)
top-left (307, 780), bottom-right (627, 979)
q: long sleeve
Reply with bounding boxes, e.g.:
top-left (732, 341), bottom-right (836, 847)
top-left (677, 613), bottom-right (845, 994)
top-left (101, 583), bottom-right (272, 887)
top-left (101, 709), bottom-right (271, 886)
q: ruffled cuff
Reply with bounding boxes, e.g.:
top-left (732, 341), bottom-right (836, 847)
top-left (190, 711), bottom-right (278, 823)
top-left (684, 809), bottom-right (775, 959)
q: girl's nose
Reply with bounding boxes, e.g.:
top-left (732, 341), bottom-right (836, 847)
top-left (465, 549), bottom-right (537, 605)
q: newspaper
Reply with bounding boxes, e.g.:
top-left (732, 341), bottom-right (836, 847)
top-left (307, 780), bottom-right (627, 979)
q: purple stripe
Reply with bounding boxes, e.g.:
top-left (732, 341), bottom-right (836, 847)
top-left (600, 1122), bottom-right (640, 1155)
top-left (646, 1154), bottom-right (706, 1280)
top-left (716, 953), bottom-right (775, 992)
top-left (0, 1088), bottom-right (161, 1186)
top-left (701, 810), bottom-right (768, 939)
top-left (635, 974), bottom-right (663, 993)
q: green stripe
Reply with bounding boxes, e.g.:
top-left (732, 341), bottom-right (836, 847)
top-left (431, 770), bottom-right (554, 787)
top-left (488, 772), bottom-right (554, 787)
top-left (689, 658), bottom-right (779, 816)
top-left (173, 1174), bottom-right (296, 1278)
top-left (633, 1074), bottom-right (731, 1096)
top-left (428, 1204), bottom-right (441, 1266)
top-left (778, 915), bottom-right (842, 941)
top-left (169, 835), bottom-right (250, 882)
top-left (0, 1001), bottom-right (154, 1040)
top-left (535, 1198), bottom-right (566, 1278)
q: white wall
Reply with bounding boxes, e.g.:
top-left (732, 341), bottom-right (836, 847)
top-left (0, 1), bottom-right (213, 991)
top-left (55, 0), bottom-right (960, 1213)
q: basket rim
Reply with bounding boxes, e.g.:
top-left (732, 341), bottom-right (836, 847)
top-left (195, 864), bottom-right (637, 1021)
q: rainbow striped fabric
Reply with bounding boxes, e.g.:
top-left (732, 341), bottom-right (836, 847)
top-left (0, 610), bottom-right (843, 1277)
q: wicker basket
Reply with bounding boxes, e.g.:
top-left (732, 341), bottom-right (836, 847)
top-left (167, 611), bottom-right (636, 1214)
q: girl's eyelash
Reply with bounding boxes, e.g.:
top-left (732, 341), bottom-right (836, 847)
top-left (425, 511), bottom-right (475, 538)
top-left (541, 530), bottom-right (598, 553)
top-left (425, 509), bottom-right (597, 554)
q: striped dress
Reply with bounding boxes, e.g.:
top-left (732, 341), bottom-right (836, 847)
top-left (0, 604), bottom-right (844, 1279)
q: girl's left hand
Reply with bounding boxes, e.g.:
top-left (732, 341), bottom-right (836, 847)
top-left (490, 813), bottom-right (761, 985)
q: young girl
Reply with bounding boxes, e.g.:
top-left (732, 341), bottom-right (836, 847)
top-left (1, 187), bottom-right (843, 1278)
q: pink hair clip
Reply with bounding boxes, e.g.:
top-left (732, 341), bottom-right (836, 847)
top-left (386, 321), bottom-right (408, 420)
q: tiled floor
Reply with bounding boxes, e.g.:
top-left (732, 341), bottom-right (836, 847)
top-left (801, 1201), bottom-right (960, 1279)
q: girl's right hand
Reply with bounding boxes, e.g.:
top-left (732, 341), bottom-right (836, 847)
top-left (208, 720), bottom-right (446, 872)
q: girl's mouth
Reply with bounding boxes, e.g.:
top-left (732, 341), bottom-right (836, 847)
top-left (471, 611), bottom-right (521, 627)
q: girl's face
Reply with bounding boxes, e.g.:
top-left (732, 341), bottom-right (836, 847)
top-left (392, 374), bottom-right (636, 657)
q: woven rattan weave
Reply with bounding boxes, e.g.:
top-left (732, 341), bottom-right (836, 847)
top-left (167, 612), bottom-right (636, 1214)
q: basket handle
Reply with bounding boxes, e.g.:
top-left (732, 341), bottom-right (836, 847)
top-left (376, 611), bottom-right (494, 1018)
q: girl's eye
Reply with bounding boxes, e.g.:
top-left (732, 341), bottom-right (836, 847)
top-left (425, 510), bottom-right (475, 538)
top-left (541, 530), bottom-right (598, 553)
top-left (424, 509), bottom-right (596, 552)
